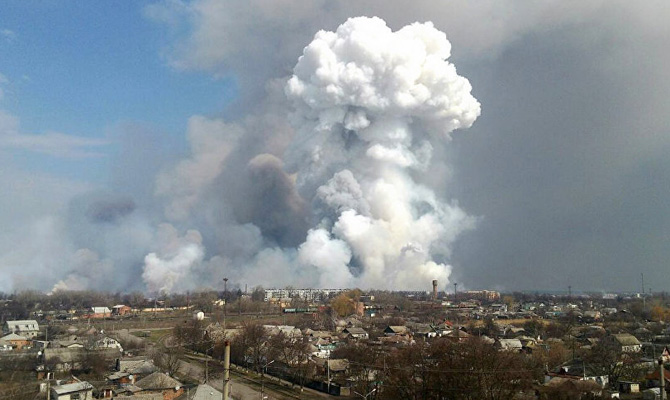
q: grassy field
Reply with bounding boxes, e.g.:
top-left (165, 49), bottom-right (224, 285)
top-left (130, 328), bottom-right (171, 344)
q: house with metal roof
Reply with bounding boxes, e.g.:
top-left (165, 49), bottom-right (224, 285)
top-left (50, 381), bottom-right (93, 400)
top-left (3, 319), bottom-right (40, 338)
top-left (188, 383), bottom-right (223, 400)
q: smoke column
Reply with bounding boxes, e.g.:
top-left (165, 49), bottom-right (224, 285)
top-left (140, 16), bottom-right (480, 293)
top-left (286, 17), bottom-right (480, 289)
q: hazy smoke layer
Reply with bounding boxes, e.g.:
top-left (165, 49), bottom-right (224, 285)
top-left (284, 17), bottom-right (480, 289)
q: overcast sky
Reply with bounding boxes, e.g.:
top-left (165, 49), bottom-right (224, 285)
top-left (1, 1), bottom-right (669, 294)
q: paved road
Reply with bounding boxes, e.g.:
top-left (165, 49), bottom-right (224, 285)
top-left (114, 328), bottom-right (334, 399)
top-left (178, 358), bottom-right (261, 400)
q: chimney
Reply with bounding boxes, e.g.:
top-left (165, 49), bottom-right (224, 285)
top-left (432, 280), bottom-right (438, 300)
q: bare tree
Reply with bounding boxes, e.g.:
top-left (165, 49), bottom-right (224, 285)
top-left (232, 322), bottom-right (269, 372)
top-left (151, 344), bottom-right (183, 376)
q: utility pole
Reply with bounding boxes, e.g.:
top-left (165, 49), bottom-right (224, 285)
top-left (223, 277), bottom-right (228, 331)
top-left (660, 356), bottom-right (666, 400)
top-left (260, 360), bottom-right (274, 400)
top-left (223, 341), bottom-right (230, 400)
top-left (642, 273), bottom-right (646, 309)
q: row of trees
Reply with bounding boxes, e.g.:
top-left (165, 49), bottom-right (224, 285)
top-left (0, 286), bottom-right (269, 319)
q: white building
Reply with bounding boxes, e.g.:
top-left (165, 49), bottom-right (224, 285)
top-left (264, 288), bottom-right (348, 302)
top-left (3, 320), bottom-right (40, 338)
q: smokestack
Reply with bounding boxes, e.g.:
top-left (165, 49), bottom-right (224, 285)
top-left (432, 279), bottom-right (438, 300)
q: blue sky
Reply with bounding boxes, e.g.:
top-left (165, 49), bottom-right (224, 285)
top-left (0, 1), bottom-right (235, 182)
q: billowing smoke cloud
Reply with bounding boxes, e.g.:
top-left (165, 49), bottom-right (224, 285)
top-left (138, 17), bottom-right (479, 292)
top-left (52, 249), bottom-right (115, 292)
top-left (142, 224), bottom-right (205, 293)
top-left (283, 17), bottom-right (480, 289)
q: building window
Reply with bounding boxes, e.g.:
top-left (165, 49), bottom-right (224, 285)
top-left (72, 394), bottom-right (81, 400)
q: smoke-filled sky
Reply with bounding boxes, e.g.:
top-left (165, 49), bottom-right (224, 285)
top-left (1, 1), bottom-right (669, 294)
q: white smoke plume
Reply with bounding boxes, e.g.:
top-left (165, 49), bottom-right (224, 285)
top-left (140, 16), bottom-right (480, 292)
top-left (142, 224), bottom-right (205, 293)
top-left (284, 17), bottom-right (481, 289)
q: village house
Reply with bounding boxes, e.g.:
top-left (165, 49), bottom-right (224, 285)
top-left (50, 381), bottom-right (94, 400)
top-left (188, 383), bottom-right (223, 400)
top-left (86, 307), bottom-right (112, 319)
top-left (546, 359), bottom-right (609, 388)
top-left (494, 338), bottom-right (523, 352)
top-left (604, 333), bottom-right (643, 353)
top-left (117, 357), bottom-right (159, 379)
top-left (342, 327), bottom-right (369, 340)
top-left (134, 372), bottom-right (184, 400)
top-left (0, 332), bottom-right (31, 349)
top-left (111, 305), bottom-right (132, 316)
top-left (383, 326), bottom-right (409, 336)
top-left (3, 319), bottom-right (40, 338)
top-left (264, 325), bottom-right (302, 337)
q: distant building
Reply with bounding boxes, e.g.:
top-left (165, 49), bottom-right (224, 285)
top-left (462, 290), bottom-right (500, 302)
top-left (3, 320), bottom-right (39, 338)
top-left (86, 307), bottom-right (112, 319)
top-left (112, 305), bottom-right (132, 315)
top-left (264, 288), bottom-right (348, 302)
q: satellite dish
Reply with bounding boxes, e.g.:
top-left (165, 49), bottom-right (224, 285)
top-left (175, 386), bottom-right (180, 391)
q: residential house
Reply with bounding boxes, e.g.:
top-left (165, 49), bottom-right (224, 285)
top-left (264, 325), bottom-right (302, 337)
top-left (583, 310), bottom-right (601, 322)
top-left (540, 377), bottom-right (603, 399)
top-left (411, 324), bottom-right (437, 338)
top-left (50, 381), bottom-right (94, 400)
top-left (444, 329), bottom-right (471, 343)
top-left (52, 339), bottom-right (85, 349)
top-left (134, 372), bottom-right (184, 400)
top-left (3, 320), bottom-right (40, 338)
top-left (112, 305), bottom-right (132, 316)
top-left (117, 357), bottom-right (159, 380)
top-left (87, 307), bottom-right (112, 319)
top-left (546, 359), bottom-right (609, 388)
top-left (494, 338), bottom-right (522, 352)
top-left (44, 347), bottom-right (121, 371)
top-left (314, 358), bottom-right (349, 380)
top-left (604, 333), bottom-right (642, 353)
top-left (342, 327), bottom-right (369, 340)
top-left (93, 336), bottom-right (123, 351)
top-left (187, 383), bottom-right (223, 400)
top-left (107, 371), bottom-right (135, 386)
top-left (0, 333), bottom-right (31, 349)
top-left (383, 326), bottom-right (408, 336)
